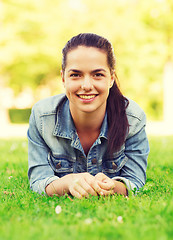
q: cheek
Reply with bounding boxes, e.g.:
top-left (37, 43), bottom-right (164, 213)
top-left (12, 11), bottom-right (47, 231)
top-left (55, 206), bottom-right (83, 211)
top-left (97, 82), bottom-right (110, 93)
top-left (64, 81), bottom-right (80, 93)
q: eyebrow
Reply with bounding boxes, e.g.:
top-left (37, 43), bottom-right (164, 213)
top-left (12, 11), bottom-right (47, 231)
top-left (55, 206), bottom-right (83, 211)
top-left (68, 68), bottom-right (107, 73)
top-left (68, 69), bottom-right (81, 73)
top-left (92, 69), bottom-right (106, 73)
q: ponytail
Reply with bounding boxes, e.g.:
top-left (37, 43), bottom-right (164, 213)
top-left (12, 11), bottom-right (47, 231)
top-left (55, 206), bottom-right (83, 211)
top-left (107, 81), bottom-right (129, 154)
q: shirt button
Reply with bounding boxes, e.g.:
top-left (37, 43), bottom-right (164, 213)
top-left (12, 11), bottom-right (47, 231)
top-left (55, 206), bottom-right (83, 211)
top-left (112, 162), bottom-right (117, 170)
top-left (56, 162), bottom-right (61, 169)
top-left (91, 158), bottom-right (97, 164)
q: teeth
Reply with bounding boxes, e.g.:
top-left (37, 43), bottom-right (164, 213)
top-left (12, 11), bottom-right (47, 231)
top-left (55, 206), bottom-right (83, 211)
top-left (79, 95), bottom-right (95, 99)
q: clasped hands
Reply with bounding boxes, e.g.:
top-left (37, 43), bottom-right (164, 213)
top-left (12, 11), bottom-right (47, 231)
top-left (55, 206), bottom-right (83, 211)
top-left (68, 172), bottom-right (116, 199)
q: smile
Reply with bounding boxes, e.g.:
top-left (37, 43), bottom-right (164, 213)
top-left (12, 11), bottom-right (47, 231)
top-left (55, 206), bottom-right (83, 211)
top-left (78, 95), bottom-right (96, 100)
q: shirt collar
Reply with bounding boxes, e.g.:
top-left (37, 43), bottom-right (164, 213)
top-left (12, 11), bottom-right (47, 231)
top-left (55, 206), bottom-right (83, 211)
top-left (53, 97), bottom-right (108, 140)
top-left (53, 98), bottom-right (76, 139)
top-left (99, 112), bottom-right (108, 139)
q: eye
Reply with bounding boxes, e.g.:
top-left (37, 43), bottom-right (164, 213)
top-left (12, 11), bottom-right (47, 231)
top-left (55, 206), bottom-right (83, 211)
top-left (94, 73), bottom-right (104, 77)
top-left (70, 73), bottom-right (80, 77)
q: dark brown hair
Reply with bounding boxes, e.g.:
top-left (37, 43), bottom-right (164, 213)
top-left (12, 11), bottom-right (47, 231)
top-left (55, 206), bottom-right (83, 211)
top-left (62, 33), bottom-right (129, 153)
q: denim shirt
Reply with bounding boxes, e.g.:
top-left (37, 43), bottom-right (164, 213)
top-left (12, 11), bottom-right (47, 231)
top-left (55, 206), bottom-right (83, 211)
top-left (27, 93), bottom-right (149, 194)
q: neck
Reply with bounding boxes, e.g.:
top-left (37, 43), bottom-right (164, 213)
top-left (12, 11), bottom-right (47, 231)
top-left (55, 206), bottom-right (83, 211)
top-left (70, 108), bottom-right (106, 134)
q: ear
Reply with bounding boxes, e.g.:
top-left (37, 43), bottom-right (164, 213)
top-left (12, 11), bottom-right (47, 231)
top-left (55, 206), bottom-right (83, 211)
top-left (110, 72), bottom-right (115, 88)
top-left (61, 70), bottom-right (65, 86)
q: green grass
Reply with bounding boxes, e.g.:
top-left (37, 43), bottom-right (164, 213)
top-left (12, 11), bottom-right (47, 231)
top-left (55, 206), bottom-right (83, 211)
top-left (0, 136), bottom-right (173, 240)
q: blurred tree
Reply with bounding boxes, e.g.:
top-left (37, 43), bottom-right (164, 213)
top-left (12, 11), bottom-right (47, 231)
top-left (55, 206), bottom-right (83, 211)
top-left (138, 0), bottom-right (173, 119)
top-left (0, 0), bottom-right (171, 120)
top-left (0, 0), bottom-right (62, 94)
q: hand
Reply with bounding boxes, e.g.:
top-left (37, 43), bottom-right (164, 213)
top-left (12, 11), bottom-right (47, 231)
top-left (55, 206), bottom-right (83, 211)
top-left (67, 172), bottom-right (112, 199)
top-left (95, 173), bottom-right (116, 194)
top-left (95, 173), bottom-right (128, 196)
top-left (46, 172), bottom-right (127, 198)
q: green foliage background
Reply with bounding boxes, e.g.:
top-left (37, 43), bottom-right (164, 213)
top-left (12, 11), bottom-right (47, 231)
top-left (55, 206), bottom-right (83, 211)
top-left (1, 0), bottom-right (173, 120)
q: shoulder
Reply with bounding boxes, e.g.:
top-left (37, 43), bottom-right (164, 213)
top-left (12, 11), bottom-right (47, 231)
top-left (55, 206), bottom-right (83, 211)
top-left (125, 98), bottom-right (146, 138)
top-left (29, 93), bottom-right (67, 135)
top-left (126, 98), bottom-right (146, 121)
top-left (32, 93), bottom-right (67, 116)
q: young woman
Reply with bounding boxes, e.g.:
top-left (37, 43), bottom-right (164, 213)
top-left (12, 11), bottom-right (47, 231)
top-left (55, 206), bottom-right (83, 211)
top-left (28, 33), bottom-right (149, 199)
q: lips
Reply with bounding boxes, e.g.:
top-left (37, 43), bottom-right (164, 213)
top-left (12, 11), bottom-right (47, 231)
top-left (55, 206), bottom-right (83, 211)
top-left (78, 94), bottom-right (97, 100)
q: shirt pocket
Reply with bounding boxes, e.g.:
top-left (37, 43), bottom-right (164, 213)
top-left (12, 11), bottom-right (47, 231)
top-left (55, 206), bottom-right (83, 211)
top-left (102, 151), bottom-right (128, 178)
top-left (48, 152), bottom-right (74, 177)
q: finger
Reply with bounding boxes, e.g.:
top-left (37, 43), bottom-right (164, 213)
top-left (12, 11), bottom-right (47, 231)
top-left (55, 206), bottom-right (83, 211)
top-left (101, 189), bottom-right (114, 196)
top-left (95, 172), bottom-right (107, 181)
top-left (74, 183), bottom-right (90, 198)
top-left (95, 184), bottom-right (114, 196)
top-left (89, 180), bottom-right (106, 196)
top-left (98, 180), bottom-right (115, 190)
top-left (69, 184), bottom-right (88, 199)
top-left (71, 174), bottom-right (97, 197)
top-left (79, 178), bottom-right (98, 196)
top-left (69, 188), bottom-right (83, 199)
top-left (82, 174), bottom-right (101, 196)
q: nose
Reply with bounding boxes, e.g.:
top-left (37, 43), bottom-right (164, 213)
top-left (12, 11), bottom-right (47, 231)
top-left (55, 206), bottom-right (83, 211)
top-left (81, 76), bottom-right (93, 91)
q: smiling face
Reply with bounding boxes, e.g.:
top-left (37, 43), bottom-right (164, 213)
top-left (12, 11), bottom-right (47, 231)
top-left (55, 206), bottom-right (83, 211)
top-left (61, 46), bottom-right (114, 117)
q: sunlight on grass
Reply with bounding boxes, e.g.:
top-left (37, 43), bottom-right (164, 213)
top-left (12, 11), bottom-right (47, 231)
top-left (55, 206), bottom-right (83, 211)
top-left (0, 137), bottom-right (173, 240)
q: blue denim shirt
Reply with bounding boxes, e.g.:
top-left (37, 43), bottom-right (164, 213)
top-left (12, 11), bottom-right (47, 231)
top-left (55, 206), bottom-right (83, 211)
top-left (27, 93), bottom-right (149, 194)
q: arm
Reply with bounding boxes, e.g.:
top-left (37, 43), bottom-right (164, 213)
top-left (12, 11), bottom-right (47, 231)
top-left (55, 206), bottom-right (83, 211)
top-left (95, 111), bottom-right (149, 196)
top-left (115, 112), bottom-right (149, 192)
top-left (28, 106), bottom-right (59, 194)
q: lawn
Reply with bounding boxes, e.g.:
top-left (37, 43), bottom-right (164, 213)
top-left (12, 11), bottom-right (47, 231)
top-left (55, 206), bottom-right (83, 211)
top-left (0, 136), bottom-right (172, 240)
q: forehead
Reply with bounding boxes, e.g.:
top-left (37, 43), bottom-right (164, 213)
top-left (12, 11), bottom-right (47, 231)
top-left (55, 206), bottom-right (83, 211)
top-left (65, 46), bottom-right (109, 70)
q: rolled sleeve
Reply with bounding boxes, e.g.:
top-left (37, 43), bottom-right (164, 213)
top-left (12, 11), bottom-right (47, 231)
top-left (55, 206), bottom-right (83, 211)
top-left (117, 107), bottom-right (149, 190)
top-left (121, 113), bottom-right (149, 190)
top-left (31, 176), bottom-right (59, 195)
